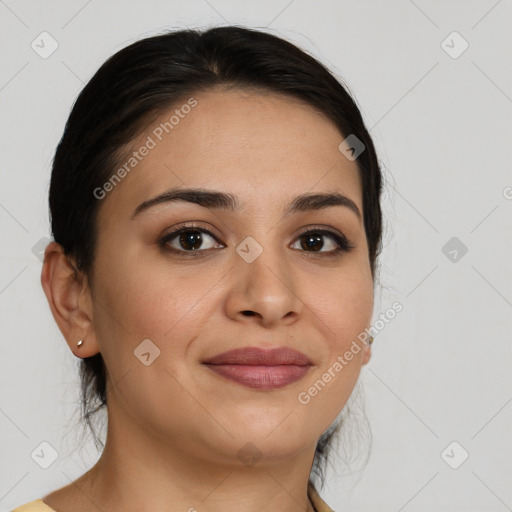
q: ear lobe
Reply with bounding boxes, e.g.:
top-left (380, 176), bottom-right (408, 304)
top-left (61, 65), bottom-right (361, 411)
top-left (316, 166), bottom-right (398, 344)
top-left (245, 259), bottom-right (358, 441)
top-left (40, 242), bottom-right (100, 358)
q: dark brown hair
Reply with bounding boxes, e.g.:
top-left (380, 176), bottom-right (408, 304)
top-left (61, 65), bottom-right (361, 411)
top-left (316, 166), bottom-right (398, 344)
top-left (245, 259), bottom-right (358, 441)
top-left (49, 25), bottom-right (383, 490)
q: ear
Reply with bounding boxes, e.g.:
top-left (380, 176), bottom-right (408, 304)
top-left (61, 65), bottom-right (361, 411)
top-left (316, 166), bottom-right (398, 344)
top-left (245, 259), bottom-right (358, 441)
top-left (40, 241), bottom-right (100, 358)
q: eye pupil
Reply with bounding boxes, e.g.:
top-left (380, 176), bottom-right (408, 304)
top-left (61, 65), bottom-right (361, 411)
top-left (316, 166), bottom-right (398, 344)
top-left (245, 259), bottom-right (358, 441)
top-left (301, 233), bottom-right (323, 252)
top-left (179, 230), bottom-right (203, 250)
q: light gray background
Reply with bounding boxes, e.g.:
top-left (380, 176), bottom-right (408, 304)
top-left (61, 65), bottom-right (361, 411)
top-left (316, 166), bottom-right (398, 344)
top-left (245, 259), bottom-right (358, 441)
top-left (1, 1), bottom-right (511, 511)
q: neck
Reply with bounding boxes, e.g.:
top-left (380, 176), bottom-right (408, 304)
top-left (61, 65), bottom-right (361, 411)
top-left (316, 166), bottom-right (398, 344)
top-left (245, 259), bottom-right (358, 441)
top-left (78, 401), bottom-right (319, 512)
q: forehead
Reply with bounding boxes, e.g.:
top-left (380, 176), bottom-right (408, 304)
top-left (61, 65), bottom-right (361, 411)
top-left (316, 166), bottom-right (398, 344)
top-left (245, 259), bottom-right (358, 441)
top-left (98, 89), bottom-right (363, 221)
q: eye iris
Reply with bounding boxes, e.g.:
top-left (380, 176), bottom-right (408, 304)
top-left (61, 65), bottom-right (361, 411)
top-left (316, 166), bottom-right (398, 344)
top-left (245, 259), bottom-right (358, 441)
top-left (179, 230), bottom-right (203, 250)
top-left (301, 233), bottom-right (323, 252)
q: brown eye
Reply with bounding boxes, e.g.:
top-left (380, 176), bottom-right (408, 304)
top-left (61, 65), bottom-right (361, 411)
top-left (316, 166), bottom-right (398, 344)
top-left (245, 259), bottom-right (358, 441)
top-left (160, 227), bottom-right (224, 254)
top-left (176, 230), bottom-right (205, 251)
top-left (291, 229), bottom-right (354, 254)
top-left (158, 225), bottom-right (354, 257)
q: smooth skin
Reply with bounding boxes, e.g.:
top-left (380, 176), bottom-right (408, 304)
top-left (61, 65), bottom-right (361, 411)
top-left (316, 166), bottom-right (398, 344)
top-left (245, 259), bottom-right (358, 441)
top-left (40, 89), bottom-right (373, 512)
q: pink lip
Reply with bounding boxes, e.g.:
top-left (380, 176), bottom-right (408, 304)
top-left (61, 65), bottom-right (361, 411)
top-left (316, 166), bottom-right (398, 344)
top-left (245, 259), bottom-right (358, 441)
top-left (202, 347), bottom-right (313, 390)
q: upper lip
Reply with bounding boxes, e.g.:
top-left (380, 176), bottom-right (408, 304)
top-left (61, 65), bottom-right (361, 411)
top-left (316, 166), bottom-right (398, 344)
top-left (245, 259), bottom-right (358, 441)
top-left (202, 346), bottom-right (313, 366)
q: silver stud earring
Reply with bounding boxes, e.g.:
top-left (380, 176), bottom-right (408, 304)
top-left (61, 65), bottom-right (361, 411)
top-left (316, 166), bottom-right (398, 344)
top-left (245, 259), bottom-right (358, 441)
top-left (77, 339), bottom-right (83, 347)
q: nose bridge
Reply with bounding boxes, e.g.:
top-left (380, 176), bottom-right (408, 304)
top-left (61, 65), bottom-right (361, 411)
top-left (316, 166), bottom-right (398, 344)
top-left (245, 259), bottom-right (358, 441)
top-left (236, 225), bottom-right (287, 283)
top-left (234, 201), bottom-right (287, 265)
top-left (229, 228), bottom-right (303, 324)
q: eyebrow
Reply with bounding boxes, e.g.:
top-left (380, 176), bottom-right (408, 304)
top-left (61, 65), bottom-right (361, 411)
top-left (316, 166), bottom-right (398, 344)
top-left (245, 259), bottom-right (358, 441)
top-left (131, 187), bottom-right (361, 220)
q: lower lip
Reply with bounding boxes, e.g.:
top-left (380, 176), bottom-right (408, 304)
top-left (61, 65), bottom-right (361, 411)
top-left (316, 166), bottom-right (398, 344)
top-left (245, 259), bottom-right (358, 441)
top-left (203, 364), bottom-right (311, 390)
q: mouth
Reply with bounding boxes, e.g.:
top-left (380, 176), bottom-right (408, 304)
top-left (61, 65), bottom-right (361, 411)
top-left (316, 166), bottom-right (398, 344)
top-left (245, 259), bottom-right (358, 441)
top-left (201, 346), bottom-right (313, 390)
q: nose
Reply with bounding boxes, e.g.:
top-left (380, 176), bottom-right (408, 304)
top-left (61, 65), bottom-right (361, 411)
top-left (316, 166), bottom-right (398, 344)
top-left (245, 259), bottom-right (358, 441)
top-left (224, 241), bottom-right (304, 328)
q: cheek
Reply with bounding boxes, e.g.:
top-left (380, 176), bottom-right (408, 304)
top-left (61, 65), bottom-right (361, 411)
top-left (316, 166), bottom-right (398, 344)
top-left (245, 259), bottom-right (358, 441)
top-left (296, 277), bottom-right (371, 432)
top-left (307, 267), bottom-right (374, 346)
top-left (92, 243), bottom-right (224, 350)
top-left (89, 251), bottom-right (212, 413)
top-left (299, 267), bottom-right (372, 419)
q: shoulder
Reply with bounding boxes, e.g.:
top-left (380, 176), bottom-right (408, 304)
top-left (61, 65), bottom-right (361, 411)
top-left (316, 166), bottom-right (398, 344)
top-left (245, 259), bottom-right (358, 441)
top-left (10, 499), bottom-right (57, 512)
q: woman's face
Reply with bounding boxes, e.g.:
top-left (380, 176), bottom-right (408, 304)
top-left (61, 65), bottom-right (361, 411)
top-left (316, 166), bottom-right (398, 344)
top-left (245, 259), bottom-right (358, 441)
top-left (88, 89), bottom-right (373, 465)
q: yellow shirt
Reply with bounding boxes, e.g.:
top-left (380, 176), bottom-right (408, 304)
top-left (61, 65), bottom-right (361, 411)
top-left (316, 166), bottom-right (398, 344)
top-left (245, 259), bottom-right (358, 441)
top-left (11, 482), bottom-right (334, 512)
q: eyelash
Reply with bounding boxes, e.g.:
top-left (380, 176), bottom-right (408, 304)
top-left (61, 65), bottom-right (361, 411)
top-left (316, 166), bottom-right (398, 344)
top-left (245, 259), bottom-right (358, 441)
top-left (158, 222), bottom-right (355, 258)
